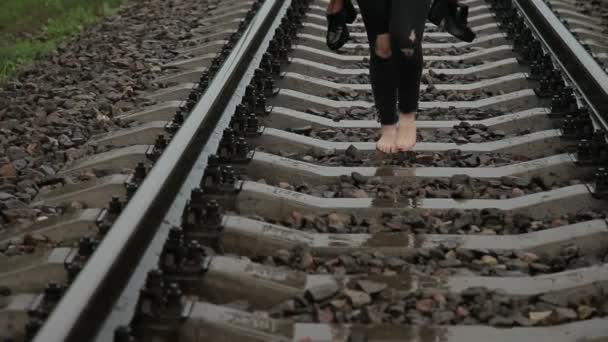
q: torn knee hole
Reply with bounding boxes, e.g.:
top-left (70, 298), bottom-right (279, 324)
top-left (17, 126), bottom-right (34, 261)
top-left (408, 30), bottom-right (416, 43)
top-left (399, 30), bottom-right (417, 56)
top-left (374, 48), bottom-right (392, 59)
top-left (401, 48), bottom-right (415, 57)
top-left (373, 35), bottom-right (392, 59)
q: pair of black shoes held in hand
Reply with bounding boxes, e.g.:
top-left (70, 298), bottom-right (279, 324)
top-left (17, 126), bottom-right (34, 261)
top-left (325, 0), bottom-right (475, 51)
top-left (428, 0), bottom-right (476, 42)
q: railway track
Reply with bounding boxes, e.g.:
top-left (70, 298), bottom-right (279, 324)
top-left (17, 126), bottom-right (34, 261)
top-left (2, 0), bottom-right (608, 341)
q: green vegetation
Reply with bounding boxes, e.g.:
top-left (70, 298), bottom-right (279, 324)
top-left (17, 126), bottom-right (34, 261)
top-left (0, 0), bottom-right (123, 82)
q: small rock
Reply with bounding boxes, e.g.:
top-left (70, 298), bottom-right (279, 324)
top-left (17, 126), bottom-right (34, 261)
top-left (432, 292), bottom-right (447, 305)
top-left (577, 305), bottom-right (595, 319)
top-left (356, 280), bottom-right (387, 295)
top-left (501, 176), bottom-right (530, 188)
top-left (0, 192), bottom-right (14, 201)
top-left (39, 165), bottom-right (56, 176)
top-left (291, 126), bottom-right (313, 135)
top-left (416, 299), bottom-right (435, 314)
top-left (327, 213), bottom-right (347, 228)
top-left (58, 134), bottom-right (74, 147)
top-left (69, 201), bottom-right (85, 210)
top-left (511, 188), bottom-right (525, 198)
top-left (299, 251), bottom-right (315, 269)
top-left (364, 306), bottom-right (384, 324)
top-left (456, 306), bottom-right (470, 318)
top-left (315, 307), bottom-right (334, 323)
top-left (275, 249), bottom-right (291, 264)
top-left (481, 255), bottom-right (498, 266)
top-left (4, 245), bottom-right (18, 256)
top-left (7, 146), bottom-right (27, 160)
top-left (12, 159), bottom-right (28, 171)
top-left (291, 211), bottom-right (303, 227)
top-left (351, 189), bottom-right (368, 198)
top-left (330, 299), bottom-right (346, 310)
top-left (519, 252), bottom-right (539, 264)
top-left (345, 145), bottom-right (360, 159)
top-left (305, 283), bottom-right (339, 302)
top-left (0, 164), bottom-right (17, 178)
top-left (561, 244), bottom-right (579, 257)
top-left (529, 310), bottom-right (552, 323)
top-left (344, 289), bottom-right (372, 307)
top-left (550, 307), bottom-right (578, 323)
top-left (351, 172), bottom-right (368, 185)
top-left (384, 257), bottom-right (406, 268)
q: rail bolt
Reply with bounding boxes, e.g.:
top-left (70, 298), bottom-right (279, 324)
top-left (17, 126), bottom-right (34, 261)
top-left (594, 168), bottom-right (608, 198)
top-left (246, 113), bottom-right (264, 137)
top-left (207, 154), bottom-right (221, 167)
top-left (44, 282), bottom-right (64, 302)
top-left (65, 262), bottom-right (82, 283)
top-left (114, 326), bottom-right (136, 342)
top-left (78, 237), bottom-right (98, 257)
top-left (230, 110), bottom-right (248, 134)
top-left (165, 283), bottom-right (185, 315)
top-left (205, 200), bottom-right (223, 226)
top-left (255, 94), bottom-right (271, 116)
top-left (109, 196), bottom-right (124, 216)
top-left (25, 319), bottom-right (43, 342)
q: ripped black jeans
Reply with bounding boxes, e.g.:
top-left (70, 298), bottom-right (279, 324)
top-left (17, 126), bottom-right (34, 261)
top-left (356, 0), bottom-right (431, 125)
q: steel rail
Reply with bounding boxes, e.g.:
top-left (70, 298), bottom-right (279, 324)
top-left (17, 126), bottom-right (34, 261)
top-left (32, 0), bottom-right (287, 340)
top-left (513, 0), bottom-right (608, 132)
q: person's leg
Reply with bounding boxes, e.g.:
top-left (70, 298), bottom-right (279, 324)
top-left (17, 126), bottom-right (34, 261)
top-left (389, 0), bottom-right (431, 151)
top-left (357, 0), bottom-right (398, 153)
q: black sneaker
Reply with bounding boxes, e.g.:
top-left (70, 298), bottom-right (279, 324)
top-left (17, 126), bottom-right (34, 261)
top-left (326, 9), bottom-right (350, 51)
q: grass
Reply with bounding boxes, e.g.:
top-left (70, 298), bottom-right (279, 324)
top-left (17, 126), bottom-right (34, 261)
top-left (0, 0), bottom-right (123, 82)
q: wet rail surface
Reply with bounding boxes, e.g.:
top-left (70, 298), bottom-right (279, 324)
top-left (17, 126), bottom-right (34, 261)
top-left (3, 0), bottom-right (608, 341)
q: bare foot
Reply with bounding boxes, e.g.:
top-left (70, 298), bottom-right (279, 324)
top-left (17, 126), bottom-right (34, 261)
top-left (377, 125), bottom-right (398, 153)
top-left (395, 114), bottom-right (417, 151)
top-left (327, 0), bottom-right (344, 14)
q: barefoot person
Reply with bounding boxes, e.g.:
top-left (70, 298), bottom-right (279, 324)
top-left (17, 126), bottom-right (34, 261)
top-left (326, 0), bottom-right (431, 153)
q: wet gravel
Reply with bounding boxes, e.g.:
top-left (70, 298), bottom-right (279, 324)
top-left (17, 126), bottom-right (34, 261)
top-left (343, 46), bottom-right (476, 57)
top-left (271, 145), bottom-right (533, 168)
top-left (350, 35), bottom-right (459, 45)
top-left (286, 124), bottom-right (525, 144)
top-left (254, 172), bottom-right (579, 202)
top-left (245, 207), bottom-right (605, 235)
top-left (340, 59), bottom-right (484, 70)
top-left (325, 86), bottom-right (496, 102)
top-left (303, 106), bottom-right (508, 122)
top-left (324, 69), bottom-right (489, 85)
top-left (348, 23), bottom-right (446, 34)
top-left (0, 0), bottom-right (231, 228)
top-left (253, 242), bottom-right (607, 278)
top-left (267, 280), bottom-right (608, 326)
